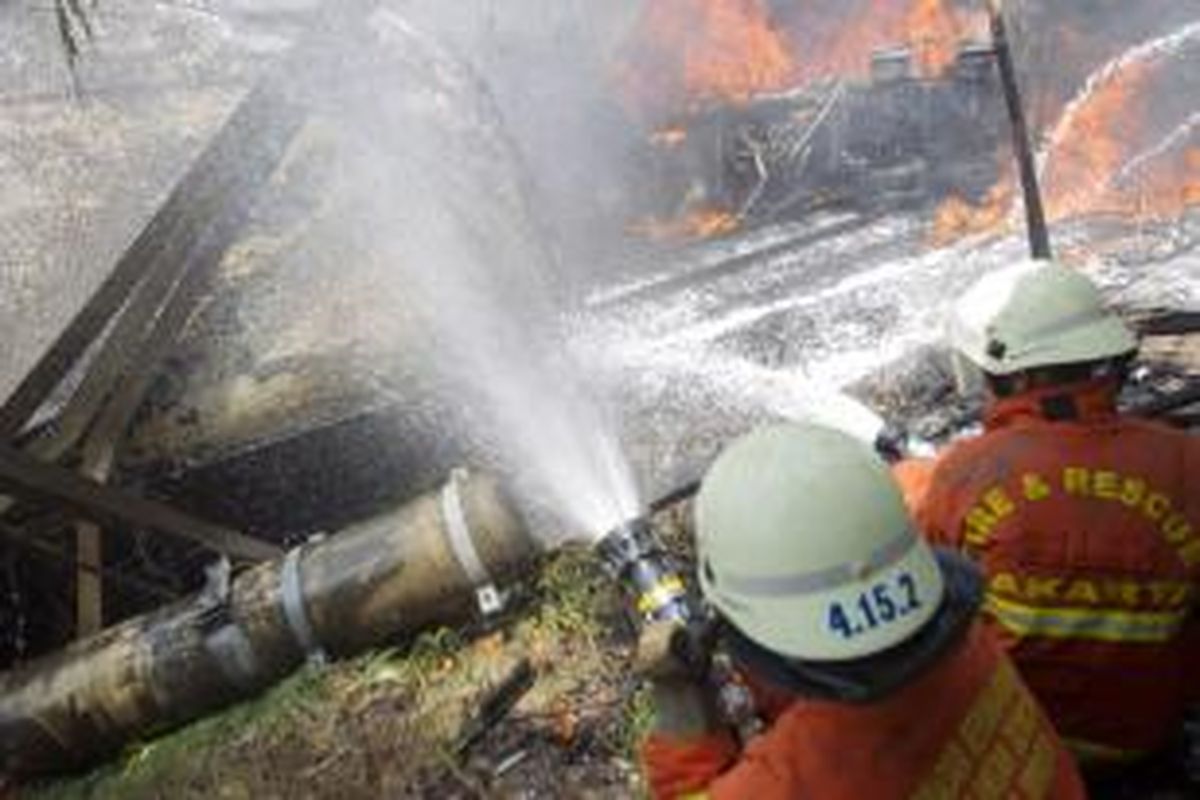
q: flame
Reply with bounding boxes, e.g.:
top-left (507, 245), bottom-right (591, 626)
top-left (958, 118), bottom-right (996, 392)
top-left (626, 2), bottom-right (1200, 246)
top-left (930, 178), bottom-right (1014, 246)
top-left (1125, 144), bottom-right (1200, 220)
top-left (620, 0), bottom-right (796, 114)
top-left (650, 127), bottom-right (688, 147)
top-left (681, 0), bottom-right (796, 102)
top-left (904, 0), bottom-right (981, 76)
top-left (619, 0), bottom-right (981, 119)
top-left (630, 208), bottom-right (739, 241)
top-left (795, 0), bottom-right (981, 82)
top-left (950, 116), bottom-right (1200, 248)
top-left (1042, 62), bottom-right (1151, 221)
top-left (797, 1), bottom-right (905, 80)
top-left (1185, 147), bottom-right (1200, 206)
top-left (1041, 58), bottom-right (1200, 224)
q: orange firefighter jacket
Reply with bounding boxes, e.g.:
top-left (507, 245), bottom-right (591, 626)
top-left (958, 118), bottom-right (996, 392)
top-left (895, 378), bottom-right (1200, 759)
top-left (640, 623), bottom-right (1085, 799)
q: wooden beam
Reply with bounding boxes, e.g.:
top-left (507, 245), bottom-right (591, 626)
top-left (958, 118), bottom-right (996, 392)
top-left (0, 520), bottom-right (176, 602)
top-left (0, 72), bottom-right (306, 633)
top-left (1134, 311), bottom-right (1200, 337)
top-left (5, 77), bottom-right (307, 453)
top-left (74, 523), bottom-right (103, 636)
top-left (63, 78), bottom-right (307, 635)
top-left (0, 444), bottom-right (281, 563)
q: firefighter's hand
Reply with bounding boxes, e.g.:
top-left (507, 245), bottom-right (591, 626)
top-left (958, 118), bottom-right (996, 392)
top-left (634, 619), bottom-right (694, 683)
top-left (635, 621), bottom-right (721, 737)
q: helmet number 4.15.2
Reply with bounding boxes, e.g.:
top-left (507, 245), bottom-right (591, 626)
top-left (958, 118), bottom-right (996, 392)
top-left (827, 572), bottom-right (922, 639)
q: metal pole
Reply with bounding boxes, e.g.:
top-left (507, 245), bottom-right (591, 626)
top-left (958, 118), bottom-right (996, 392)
top-left (988, 0), bottom-right (1052, 260)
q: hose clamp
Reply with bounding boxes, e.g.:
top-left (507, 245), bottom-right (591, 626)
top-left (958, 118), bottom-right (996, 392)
top-left (199, 558), bottom-right (261, 689)
top-left (441, 468), bottom-right (505, 617)
top-left (280, 545), bottom-right (328, 665)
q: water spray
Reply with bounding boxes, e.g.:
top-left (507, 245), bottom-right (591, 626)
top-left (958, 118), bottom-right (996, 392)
top-left (590, 386), bottom-right (926, 622)
top-left (586, 395), bottom-right (941, 740)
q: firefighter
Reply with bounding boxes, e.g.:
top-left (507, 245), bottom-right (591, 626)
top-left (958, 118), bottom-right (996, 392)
top-left (895, 259), bottom-right (1200, 775)
top-left (639, 423), bottom-right (1084, 799)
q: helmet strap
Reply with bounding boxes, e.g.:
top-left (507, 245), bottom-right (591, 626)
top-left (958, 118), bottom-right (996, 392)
top-left (987, 355), bottom-right (1133, 399)
top-left (1039, 392), bottom-right (1079, 421)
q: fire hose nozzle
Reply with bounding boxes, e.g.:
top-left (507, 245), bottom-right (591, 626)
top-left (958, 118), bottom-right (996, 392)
top-left (596, 515), bottom-right (692, 624)
top-left (596, 515), bottom-right (764, 740)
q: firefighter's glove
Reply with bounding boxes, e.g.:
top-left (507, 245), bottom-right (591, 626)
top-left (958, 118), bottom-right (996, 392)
top-left (634, 619), bottom-right (695, 682)
top-left (635, 620), bottom-right (720, 738)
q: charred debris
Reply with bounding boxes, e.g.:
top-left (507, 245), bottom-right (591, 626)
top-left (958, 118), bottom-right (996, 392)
top-left (643, 42), bottom-right (1005, 230)
top-left (0, 2), bottom-right (1198, 789)
top-left (0, 27), bottom-right (1017, 675)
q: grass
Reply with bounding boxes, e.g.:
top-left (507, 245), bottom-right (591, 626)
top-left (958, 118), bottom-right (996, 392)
top-left (23, 548), bottom-right (651, 799)
top-left (28, 661), bottom-right (333, 800)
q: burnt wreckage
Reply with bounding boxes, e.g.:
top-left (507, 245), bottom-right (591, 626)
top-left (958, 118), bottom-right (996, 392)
top-left (0, 40), bottom-right (1004, 672)
top-left (0, 12), bottom-right (541, 669)
top-left (0, 9), bottom-right (562, 776)
top-left (1, 10), bottom-right (1199, 779)
top-left (648, 43), bottom-right (1005, 225)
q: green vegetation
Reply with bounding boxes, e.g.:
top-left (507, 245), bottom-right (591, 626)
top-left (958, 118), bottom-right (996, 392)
top-left (24, 549), bottom-right (650, 799)
top-left (30, 662), bottom-right (332, 800)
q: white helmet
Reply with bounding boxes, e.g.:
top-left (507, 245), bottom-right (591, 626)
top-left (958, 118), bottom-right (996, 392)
top-left (695, 423), bottom-right (944, 662)
top-left (948, 259), bottom-right (1136, 376)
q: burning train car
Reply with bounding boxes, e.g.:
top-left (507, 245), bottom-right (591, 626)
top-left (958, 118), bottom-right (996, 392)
top-left (644, 41), bottom-right (1006, 233)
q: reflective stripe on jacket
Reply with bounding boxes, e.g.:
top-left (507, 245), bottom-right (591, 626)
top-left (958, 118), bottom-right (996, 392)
top-left (897, 378), bottom-right (1200, 758)
top-left (640, 623), bottom-right (1085, 799)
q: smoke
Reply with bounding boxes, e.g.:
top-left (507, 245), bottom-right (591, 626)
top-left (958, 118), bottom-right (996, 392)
top-left (398, 0), bottom-right (650, 285)
top-left (4, 0), bottom-right (1200, 536)
top-left (5, 0), bottom-right (1200, 667)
